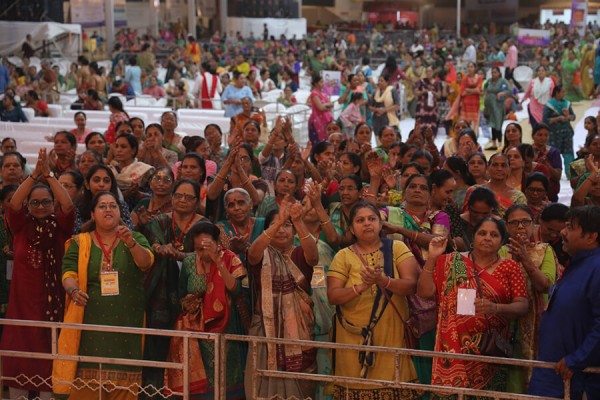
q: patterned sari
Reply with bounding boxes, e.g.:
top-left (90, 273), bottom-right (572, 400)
top-left (463, 185), bottom-right (526, 218)
top-left (431, 253), bottom-right (527, 396)
top-left (499, 243), bottom-right (558, 393)
top-left (164, 250), bottom-right (247, 398)
top-left (244, 246), bottom-right (317, 399)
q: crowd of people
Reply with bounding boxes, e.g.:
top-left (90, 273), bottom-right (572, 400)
top-left (0, 18), bottom-right (599, 400)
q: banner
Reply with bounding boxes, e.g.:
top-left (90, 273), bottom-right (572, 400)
top-left (570, 0), bottom-right (588, 35)
top-left (71, 0), bottom-right (105, 27)
top-left (517, 28), bottom-right (551, 46)
top-left (114, 0), bottom-right (127, 27)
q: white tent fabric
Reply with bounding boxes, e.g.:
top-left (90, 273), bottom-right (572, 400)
top-left (0, 22), bottom-right (82, 57)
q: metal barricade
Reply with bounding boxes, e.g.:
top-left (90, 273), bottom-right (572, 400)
top-left (1, 318), bottom-right (598, 400)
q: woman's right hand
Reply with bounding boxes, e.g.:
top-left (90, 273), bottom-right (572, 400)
top-left (585, 154), bottom-right (599, 174)
top-left (428, 236), bottom-right (448, 260)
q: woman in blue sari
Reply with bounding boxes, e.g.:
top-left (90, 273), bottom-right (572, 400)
top-left (543, 85), bottom-right (576, 175)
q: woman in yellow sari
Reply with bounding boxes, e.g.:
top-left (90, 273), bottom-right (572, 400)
top-left (500, 204), bottom-right (557, 394)
top-left (580, 41), bottom-right (597, 99)
top-left (328, 202), bottom-right (420, 399)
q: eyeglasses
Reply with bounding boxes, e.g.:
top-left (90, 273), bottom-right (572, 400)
top-left (29, 199), bottom-right (54, 208)
top-left (173, 192), bottom-right (197, 202)
top-left (507, 219), bottom-right (533, 228)
top-left (97, 203), bottom-right (119, 211)
top-left (152, 175), bottom-right (173, 183)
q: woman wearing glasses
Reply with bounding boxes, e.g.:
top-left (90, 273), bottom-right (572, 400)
top-left (500, 204), bottom-right (558, 394)
top-left (1, 148), bottom-right (75, 399)
top-left (138, 178), bottom-right (207, 393)
top-left (53, 191), bottom-right (153, 399)
top-left (131, 167), bottom-right (174, 229)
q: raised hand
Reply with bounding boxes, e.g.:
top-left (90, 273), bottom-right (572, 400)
top-left (428, 236), bottom-right (448, 260)
top-left (305, 181), bottom-right (323, 208)
top-left (366, 151), bottom-right (383, 177)
top-left (289, 201), bottom-right (304, 221)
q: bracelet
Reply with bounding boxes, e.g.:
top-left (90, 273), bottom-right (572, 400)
top-left (352, 285), bottom-right (360, 296)
top-left (263, 231), bottom-right (273, 240)
top-left (423, 267), bottom-right (435, 273)
top-left (299, 233), bottom-right (311, 240)
top-left (384, 276), bottom-right (392, 289)
top-left (241, 178), bottom-right (250, 186)
top-left (413, 231), bottom-right (418, 241)
top-left (363, 193), bottom-right (376, 198)
top-left (215, 174), bottom-right (226, 181)
top-left (29, 175), bottom-right (38, 181)
top-left (126, 241), bottom-right (137, 249)
top-left (319, 218), bottom-right (331, 226)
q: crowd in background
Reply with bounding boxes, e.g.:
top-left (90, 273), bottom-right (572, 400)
top-left (0, 16), bottom-right (598, 400)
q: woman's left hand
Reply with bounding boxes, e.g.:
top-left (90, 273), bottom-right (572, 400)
top-left (289, 201), bottom-right (304, 222)
top-left (475, 298), bottom-right (499, 315)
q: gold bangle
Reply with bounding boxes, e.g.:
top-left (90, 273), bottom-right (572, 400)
top-left (413, 231), bottom-right (418, 241)
top-left (384, 276), bottom-right (392, 289)
top-left (263, 231), bottom-right (273, 240)
top-left (299, 233), bottom-right (311, 240)
top-left (319, 218), bottom-right (331, 226)
top-left (422, 267), bottom-right (434, 274)
top-left (352, 285), bottom-right (360, 296)
top-left (241, 178), bottom-right (250, 186)
top-left (215, 174), bottom-right (225, 181)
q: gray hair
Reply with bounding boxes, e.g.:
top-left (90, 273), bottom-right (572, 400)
top-left (224, 187), bottom-right (252, 206)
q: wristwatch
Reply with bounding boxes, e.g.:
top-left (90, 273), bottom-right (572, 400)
top-left (44, 171), bottom-right (55, 179)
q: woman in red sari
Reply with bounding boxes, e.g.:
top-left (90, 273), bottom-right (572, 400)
top-left (417, 218), bottom-right (528, 398)
top-left (458, 62), bottom-right (483, 134)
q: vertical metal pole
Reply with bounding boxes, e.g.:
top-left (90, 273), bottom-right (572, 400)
top-left (251, 341), bottom-right (258, 399)
top-left (104, 0), bottom-right (115, 60)
top-left (183, 336), bottom-right (190, 400)
top-left (394, 352), bottom-right (400, 384)
top-left (564, 378), bottom-right (571, 400)
top-left (456, 0), bottom-right (461, 38)
top-left (217, 335), bottom-right (227, 400)
top-left (187, 0), bottom-right (196, 38)
top-left (51, 326), bottom-right (57, 355)
top-left (213, 335), bottom-right (221, 400)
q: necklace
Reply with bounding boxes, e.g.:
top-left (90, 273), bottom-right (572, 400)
top-left (172, 213), bottom-right (197, 251)
top-left (231, 219), bottom-right (251, 237)
top-left (94, 230), bottom-right (119, 271)
top-left (149, 197), bottom-right (171, 215)
top-left (469, 251), bottom-right (500, 271)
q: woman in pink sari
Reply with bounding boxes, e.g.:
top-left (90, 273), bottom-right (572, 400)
top-left (308, 75), bottom-right (334, 144)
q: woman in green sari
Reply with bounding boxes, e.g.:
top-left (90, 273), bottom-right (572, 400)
top-left (137, 179), bottom-right (207, 396)
top-left (164, 221), bottom-right (247, 399)
top-left (501, 204), bottom-right (557, 394)
top-left (483, 67), bottom-right (511, 151)
top-left (543, 85), bottom-right (576, 175)
top-left (54, 191), bottom-right (154, 399)
top-left (217, 187), bottom-right (265, 331)
top-left (301, 181), bottom-right (341, 400)
top-left (330, 174), bottom-right (363, 248)
top-left (254, 169), bottom-right (298, 218)
top-left (560, 49), bottom-right (584, 102)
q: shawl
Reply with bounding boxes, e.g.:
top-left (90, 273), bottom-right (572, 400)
top-left (52, 233), bottom-right (91, 395)
top-left (532, 77), bottom-right (552, 104)
top-left (374, 86), bottom-right (399, 126)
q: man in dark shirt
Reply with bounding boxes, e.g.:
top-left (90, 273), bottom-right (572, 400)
top-left (21, 35), bottom-right (35, 58)
top-left (537, 203), bottom-right (570, 271)
top-left (529, 205), bottom-right (600, 400)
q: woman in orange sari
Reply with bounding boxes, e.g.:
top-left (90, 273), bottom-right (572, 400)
top-left (418, 218), bottom-right (528, 398)
top-left (457, 63), bottom-right (482, 134)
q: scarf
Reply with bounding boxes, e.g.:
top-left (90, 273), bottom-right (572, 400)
top-left (52, 233), bottom-right (91, 395)
top-left (546, 97), bottom-right (571, 116)
top-left (374, 86), bottom-right (399, 126)
top-left (200, 72), bottom-right (218, 109)
top-left (532, 77), bottom-right (552, 104)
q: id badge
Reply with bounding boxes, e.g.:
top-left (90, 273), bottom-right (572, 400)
top-left (456, 288), bottom-right (476, 315)
top-left (100, 271), bottom-right (120, 296)
top-left (311, 266), bottom-right (326, 288)
top-left (241, 276), bottom-right (249, 289)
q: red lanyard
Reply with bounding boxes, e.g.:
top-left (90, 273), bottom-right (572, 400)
top-left (94, 230), bottom-right (119, 271)
top-left (172, 214), bottom-right (196, 249)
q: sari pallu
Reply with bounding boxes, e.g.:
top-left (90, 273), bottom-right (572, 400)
top-left (431, 253), bottom-right (522, 392)
top-left (500, 243), bottom-right (558, 393)
top-left (244, 246), bottom-right (316, 400)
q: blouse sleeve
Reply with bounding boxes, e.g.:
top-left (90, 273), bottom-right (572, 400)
top-left (327, 248), bottom-right (350, 283)
top-left (62, 238), bottom-right (80, 279)
top-left (432, 211), bottom-right (451, 236)
top-left (6, 206), bottom-right (26, 234)
top-left (178, 254), bottom-right (194, 298)
top-left (392, 240), bottom-right (415, 265)
top-left (540, 245), bottom-right (558, 302)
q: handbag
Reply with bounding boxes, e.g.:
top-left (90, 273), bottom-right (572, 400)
top-left (473, 270), bottom-right (513, 358)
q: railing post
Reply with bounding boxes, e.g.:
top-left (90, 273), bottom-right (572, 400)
top-left (183, 335), bottom-right (190, 400)
top-left (213, 334), bottom-right (221, 400)
top-left (218, 335), bottom-right (227, 400)
top-left (564, 377), bottom-right (571, 400)
top-left (251, 341), bottom-right (258, 399)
